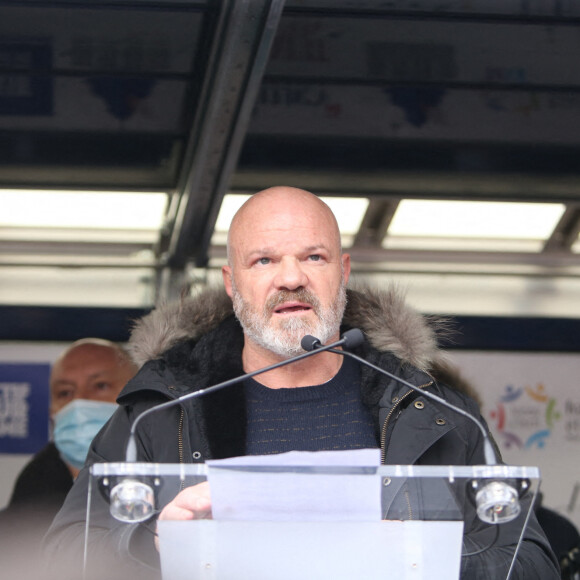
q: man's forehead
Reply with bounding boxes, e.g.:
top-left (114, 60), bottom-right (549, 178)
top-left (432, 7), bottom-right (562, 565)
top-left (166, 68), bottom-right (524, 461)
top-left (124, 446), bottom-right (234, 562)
top-left (228, 194), bottom-right (341, 262)
top-left (248, 241), bottom-right (328, 252)
top-left (234, 214), bottom-right (338, 243)
top-left (237, 240), bottom-right (337, 260)
top-left (51, 368), bottom-right (112, 384)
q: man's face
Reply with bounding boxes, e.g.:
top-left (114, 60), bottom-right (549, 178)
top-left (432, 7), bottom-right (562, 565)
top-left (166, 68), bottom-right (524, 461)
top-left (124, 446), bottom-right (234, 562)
top-left (50, 345), bottom-right (135, 416)
top-left (223, 191), bottom-right (350, 358)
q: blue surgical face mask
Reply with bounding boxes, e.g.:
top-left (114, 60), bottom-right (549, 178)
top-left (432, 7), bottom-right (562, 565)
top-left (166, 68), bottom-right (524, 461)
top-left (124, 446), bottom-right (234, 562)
top-left (53, 399), bottom-right (117, 469)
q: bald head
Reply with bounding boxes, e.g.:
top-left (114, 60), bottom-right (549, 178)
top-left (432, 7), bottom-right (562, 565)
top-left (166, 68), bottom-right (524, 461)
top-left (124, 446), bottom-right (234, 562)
top-left (50, 338), bottom-right (138, 416)
top-left (227, 187), bottom-right (342, 265)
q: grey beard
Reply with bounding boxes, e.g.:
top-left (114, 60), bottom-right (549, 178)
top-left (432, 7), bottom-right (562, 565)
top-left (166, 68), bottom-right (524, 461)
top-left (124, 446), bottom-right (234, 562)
top-left (231, 284), bottom-right (347, 359)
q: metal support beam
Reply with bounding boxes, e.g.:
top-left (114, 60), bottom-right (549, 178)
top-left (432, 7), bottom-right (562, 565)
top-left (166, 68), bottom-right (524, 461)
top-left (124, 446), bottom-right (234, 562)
top-left (159, 0), bottom-right (285, 303)
top-left (543, 204), bottom-right (580, 252)
top-left (352, 198), bottom-right (400, 248)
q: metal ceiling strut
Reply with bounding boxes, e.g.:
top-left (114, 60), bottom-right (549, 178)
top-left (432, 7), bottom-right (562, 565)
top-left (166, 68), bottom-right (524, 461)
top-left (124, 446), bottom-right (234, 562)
top-left (159, 0), bottom-right (285, 302)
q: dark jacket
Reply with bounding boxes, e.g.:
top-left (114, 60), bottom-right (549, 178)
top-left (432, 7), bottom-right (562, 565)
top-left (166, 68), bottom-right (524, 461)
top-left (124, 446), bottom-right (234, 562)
top-left (43, 286), bottom-right (559, 580)
top-left (0, 442), bottom-right (73, 578)
top-left (536, 499), bottom-right (580, 579)
top-left (1, 442), bottom-right (73, 517)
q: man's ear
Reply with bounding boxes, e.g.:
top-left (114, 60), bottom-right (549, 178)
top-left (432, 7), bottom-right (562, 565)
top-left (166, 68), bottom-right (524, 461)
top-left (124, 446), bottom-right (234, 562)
top-left (341, 253), bottom-right (351, 284)
top-left (222, 265), bottom-right (233, 298)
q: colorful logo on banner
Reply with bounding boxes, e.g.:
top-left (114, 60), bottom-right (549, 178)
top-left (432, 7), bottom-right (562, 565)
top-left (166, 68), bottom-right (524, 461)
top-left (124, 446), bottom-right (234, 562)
top-left (488, 382), bottom-right (561, 451)
top-left (0, 363), bottom-right (50, 453)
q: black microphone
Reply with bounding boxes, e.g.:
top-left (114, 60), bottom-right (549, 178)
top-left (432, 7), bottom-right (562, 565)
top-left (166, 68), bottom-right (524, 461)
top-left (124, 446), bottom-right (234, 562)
top-left (301, 328), bottom-right (498, 465)
top-left (301, 328), bottom-right (364, 352)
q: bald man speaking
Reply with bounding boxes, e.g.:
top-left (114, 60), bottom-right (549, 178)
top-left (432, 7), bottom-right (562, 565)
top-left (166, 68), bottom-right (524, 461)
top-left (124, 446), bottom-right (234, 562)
top-left (44, 188), bottom-right (559, 580)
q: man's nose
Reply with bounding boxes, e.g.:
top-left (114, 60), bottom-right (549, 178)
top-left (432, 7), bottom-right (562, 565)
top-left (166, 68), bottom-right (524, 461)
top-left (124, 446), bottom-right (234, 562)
top-left (274, 257), bottom-right (308, 290)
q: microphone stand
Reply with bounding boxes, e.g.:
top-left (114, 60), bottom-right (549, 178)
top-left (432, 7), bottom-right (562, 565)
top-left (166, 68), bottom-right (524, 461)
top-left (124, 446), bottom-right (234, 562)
top-left (330, 347), bottom-right (498, 465)
top-left (303, 330), bottom-right (527, 527)
top-left (111, 328), bottom-right (523, 528)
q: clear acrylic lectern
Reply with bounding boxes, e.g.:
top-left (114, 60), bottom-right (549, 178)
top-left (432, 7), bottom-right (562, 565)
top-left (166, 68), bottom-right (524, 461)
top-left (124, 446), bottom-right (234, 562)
top-left (87, 460), bottom-right (541, 580)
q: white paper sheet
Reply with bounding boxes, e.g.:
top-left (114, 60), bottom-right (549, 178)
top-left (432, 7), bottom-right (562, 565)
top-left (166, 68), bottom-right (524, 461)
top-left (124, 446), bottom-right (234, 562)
top-left (206, 448), bottom-right (382, 522)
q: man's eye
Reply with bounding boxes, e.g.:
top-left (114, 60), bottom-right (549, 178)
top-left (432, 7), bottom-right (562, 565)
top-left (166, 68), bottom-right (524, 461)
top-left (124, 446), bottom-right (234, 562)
top-left (95, 382), bottom-right (112, 391)
top-left (257, 257), bottom-right (271, 265)
top-left (55, 390), bottom-right (73, 400)
top-left (308, 254), bottom-right (321, 261)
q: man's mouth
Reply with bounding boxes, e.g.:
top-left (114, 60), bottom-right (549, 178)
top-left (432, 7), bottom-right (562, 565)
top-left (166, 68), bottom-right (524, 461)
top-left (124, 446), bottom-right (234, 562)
top-left (273, 302), bottom-right (312, 315)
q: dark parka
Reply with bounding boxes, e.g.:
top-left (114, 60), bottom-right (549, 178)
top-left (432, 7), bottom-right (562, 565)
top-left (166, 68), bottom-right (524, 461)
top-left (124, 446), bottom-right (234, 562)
top-left (43, 286), bottom-right (559, 580)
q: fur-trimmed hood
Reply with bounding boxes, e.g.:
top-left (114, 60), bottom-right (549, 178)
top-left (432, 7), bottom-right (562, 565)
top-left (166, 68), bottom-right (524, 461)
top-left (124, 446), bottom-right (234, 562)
top-left (129, 284), bottom-right (447, 371)
top-left (127, 284), bottom-right (483, 403)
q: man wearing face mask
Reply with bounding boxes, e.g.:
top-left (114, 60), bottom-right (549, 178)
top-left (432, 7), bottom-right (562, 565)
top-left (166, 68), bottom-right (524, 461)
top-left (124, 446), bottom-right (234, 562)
top-left (0, 338), bottom-right (137, 577)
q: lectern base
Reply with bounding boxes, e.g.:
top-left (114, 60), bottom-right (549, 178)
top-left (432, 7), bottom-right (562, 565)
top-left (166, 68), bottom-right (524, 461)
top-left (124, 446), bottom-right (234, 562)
top-left (158, 519), bottom-right (464, 580)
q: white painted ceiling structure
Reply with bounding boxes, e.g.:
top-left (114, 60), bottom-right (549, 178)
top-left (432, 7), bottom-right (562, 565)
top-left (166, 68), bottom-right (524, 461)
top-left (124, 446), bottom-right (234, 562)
top-left (1, 0), bottom-right (579, 320)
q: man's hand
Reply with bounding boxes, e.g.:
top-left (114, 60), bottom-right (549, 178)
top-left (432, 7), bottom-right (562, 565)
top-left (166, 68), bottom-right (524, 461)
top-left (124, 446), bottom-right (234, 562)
top-left (155, 481), bottom-right (212, 551)
top-left (158, 481), bottom-right (212, 521)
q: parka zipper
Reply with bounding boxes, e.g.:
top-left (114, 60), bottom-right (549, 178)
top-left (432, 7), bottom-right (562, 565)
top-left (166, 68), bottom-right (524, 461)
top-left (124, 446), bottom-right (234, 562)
top-left (178, 407), bottom-right (185, 463)
top-left (404, 489), bottom-right (413, 520)
top-left (381, 380), bottom-right (433, 521)
top-left (380, 380), bottom-right (433, 465)
top-left (178, 407), bottom-right (186, 491)
top-left (167, 384), bottom-right (186, 465)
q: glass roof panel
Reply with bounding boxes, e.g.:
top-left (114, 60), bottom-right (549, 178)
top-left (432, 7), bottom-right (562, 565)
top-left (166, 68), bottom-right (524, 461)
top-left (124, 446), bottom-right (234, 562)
top-left (384, 200), bottom-right (566, 252)
top-left (1, 190), bottom-right (168, 231)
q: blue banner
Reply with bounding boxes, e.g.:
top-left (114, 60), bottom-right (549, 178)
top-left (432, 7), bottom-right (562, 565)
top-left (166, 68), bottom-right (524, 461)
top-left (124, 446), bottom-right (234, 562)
top-left (0, 364), bottom-right (50, 454)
